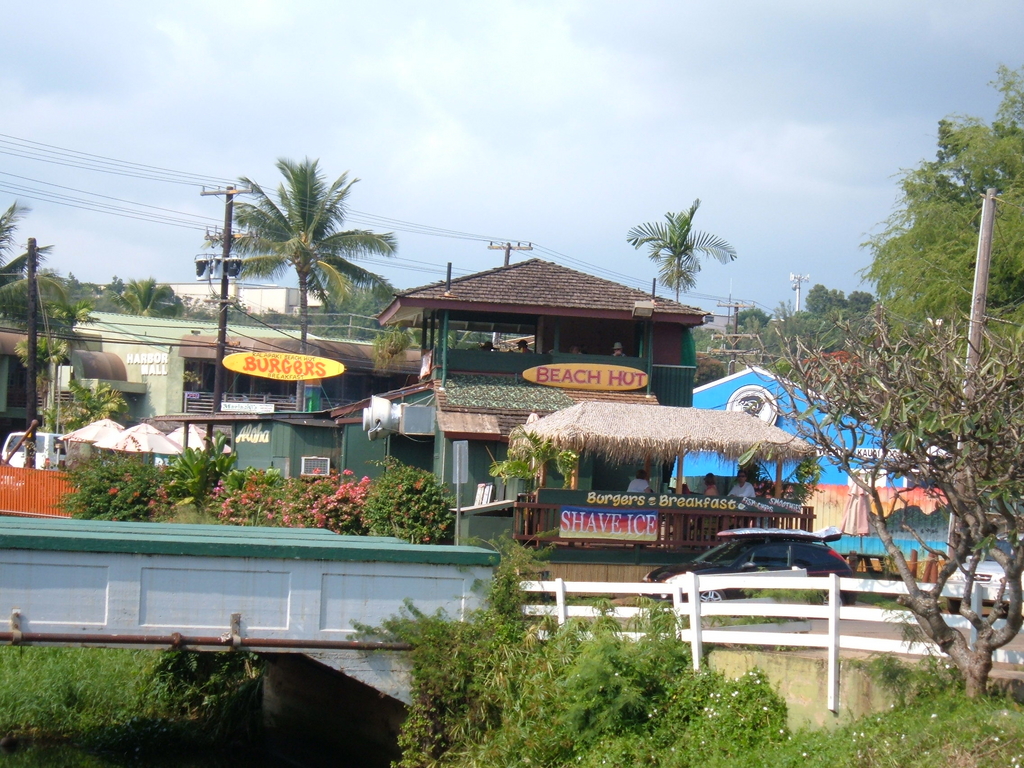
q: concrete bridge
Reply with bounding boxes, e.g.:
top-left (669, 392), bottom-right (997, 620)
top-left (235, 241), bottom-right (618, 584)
top-left (0, 517), bottom-right (498, 767)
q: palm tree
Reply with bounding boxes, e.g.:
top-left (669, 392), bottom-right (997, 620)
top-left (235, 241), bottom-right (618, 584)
top-left (233, 158), bottom-right (397, 349)
top-left (113, 278), bottom-right (181, 317)
top-left (627, 199), bottom-right (737, 300)
top-left (0, 201), bottom-right (63, 321)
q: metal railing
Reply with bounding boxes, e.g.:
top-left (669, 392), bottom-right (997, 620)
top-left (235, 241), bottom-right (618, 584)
top-left (183, 391), bottom-right (298, 414)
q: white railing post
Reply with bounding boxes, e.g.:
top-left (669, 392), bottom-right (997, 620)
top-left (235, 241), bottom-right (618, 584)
top-left (672, 583), bottom-right (684, 641)
top-left (970, 581), bottom-right (982, 649)
top-left (555, 578), bottom-right (568, 625)
top-left (687, 571), bottom-right (702, 670)
top-left (827, 573), bottom-right (840, 713)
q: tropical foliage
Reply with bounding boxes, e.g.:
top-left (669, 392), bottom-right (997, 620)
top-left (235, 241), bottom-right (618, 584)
top-left (61, 452), bottom-right (170, 521)
top-left (165, 433), bottom-right (237, 507)
top-left (112, 278), bottom-right (182, 317)
top-left (774, 310), bottom-right (1024, 697)
top-left (362, 458), bottom-right (454, 544)
top-left (490, 426), bottom-right (579, 490)
top-left (0, 201), bottom-right (64, 321)
top-left (375, 542), bottom-right (789, 768)
top-left (627, 199), bottom-right (736, 300)
top-left (217, 468), bottom-right (370, 535)
top-left (234, 158), bottom-right (397, 347)
top-left (54, 380), bottom-right (128, 432)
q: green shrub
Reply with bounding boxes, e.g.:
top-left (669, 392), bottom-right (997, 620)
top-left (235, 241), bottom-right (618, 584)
top-left (216, 468), bottom-right (370, 534)
top-left (363, 457), bottom-right (454, 544)
top-left (165, 433), bottom-right (237, 507)
top-left (373, 540), bottom-right (791, 768)
top-left (61, 452), bottom-right (169, 521)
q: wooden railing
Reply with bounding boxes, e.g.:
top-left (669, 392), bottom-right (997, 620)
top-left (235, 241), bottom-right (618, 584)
top-left (513, 503), bottom-right (814, 550)
top-left (0, 466), bottom-right (70, 517)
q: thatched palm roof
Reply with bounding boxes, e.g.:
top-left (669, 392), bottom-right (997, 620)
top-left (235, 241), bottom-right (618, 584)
top-left (522, 402), bottom-right (813, 465)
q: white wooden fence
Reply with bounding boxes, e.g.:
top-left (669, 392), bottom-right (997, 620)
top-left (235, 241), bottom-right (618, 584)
top-left (521, 573), bottom-right (1022, 713)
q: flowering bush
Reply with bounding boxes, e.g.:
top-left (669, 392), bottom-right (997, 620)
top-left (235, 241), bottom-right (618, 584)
top-left (362, 458), bottom-right (454, 544)
top-left (217, 468), bottom-right (370, 534)
top-left (61, 452), bottom-right (170, 521)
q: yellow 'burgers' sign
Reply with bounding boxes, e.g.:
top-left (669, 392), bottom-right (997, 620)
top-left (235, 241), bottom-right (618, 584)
top-left (223, 351), bottom-right (345, 381)
top-left (522, 363), bottom-right (648, 391)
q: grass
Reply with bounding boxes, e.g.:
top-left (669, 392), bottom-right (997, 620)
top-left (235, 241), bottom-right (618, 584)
top-left (0, 647), bottom-right (158, 738)
top-left (0, 646), bottom-right (263, 756)
top-left (710, 689), bottom-right (1024, 768)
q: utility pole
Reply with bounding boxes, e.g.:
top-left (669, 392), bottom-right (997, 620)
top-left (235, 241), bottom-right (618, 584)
top-left (25, 238), bottom-right (38, 468)
top-left (790, 273), bottom-right (810, 312)
top-left (713, 299), bottom-right (756, 374)
top-left (965, 188), bottom-right (997, 389)
top-left (200, 186), bottom-right (249, 414)
top-left (487, 241), bottom-right (532, 267)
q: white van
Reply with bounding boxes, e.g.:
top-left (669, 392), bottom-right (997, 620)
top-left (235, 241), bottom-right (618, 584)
top-left (1, 432), bottom-right (66, 470)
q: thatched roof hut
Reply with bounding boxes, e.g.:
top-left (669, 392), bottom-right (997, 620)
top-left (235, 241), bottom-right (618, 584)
top-left (522, 401), bottom-right (813, 465)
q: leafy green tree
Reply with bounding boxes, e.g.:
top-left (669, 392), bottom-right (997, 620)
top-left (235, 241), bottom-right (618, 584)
top-left (775, 311), bottom-right (1024, 697)
top-left (233, 158), bottom-right (397, 349)
top-left (627, 199), bottom-right (736, 300)
top-left (737, 307), bottom-right (770, 331)
top-left (864, 66), bottom-right (1024, 322)
top-left (804, 284), bottom-right (847, 316)
top-left (112, 278), bottom-right (181, 317)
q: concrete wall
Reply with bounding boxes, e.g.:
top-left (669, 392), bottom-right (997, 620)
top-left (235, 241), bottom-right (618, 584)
top-left (708, 648), bottom-right (895, 729)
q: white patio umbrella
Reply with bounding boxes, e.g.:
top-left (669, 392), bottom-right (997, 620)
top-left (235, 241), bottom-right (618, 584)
top-left (61, 419), bottom-right (125, 444)
top-left (93, 424), bottom-right (183, 455)
top-left (168, 425), bottom-right (207, 450)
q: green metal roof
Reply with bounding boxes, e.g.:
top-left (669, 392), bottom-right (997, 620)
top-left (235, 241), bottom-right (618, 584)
top-left (0, 517), bottom-right (498, 567)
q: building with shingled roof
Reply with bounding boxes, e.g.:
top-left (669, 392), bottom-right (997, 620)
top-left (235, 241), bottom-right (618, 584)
top-left (331, 259), bottom-right (712, 538)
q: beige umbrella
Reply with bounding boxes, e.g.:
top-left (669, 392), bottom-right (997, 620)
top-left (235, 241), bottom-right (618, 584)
top-left (93, 424), bottom-right (183, 455)
top-left (61, 419), bottom-right (124, 444)
top-left (522, 402), bottom-right (813, 465)
top-left (841, 481), bottom-right (872, 536)
top-left (168, 425), bottom-right (207, 450)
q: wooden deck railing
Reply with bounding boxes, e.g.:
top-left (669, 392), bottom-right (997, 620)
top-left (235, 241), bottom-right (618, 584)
top-left (0, 465), bottom-right (71, 517)
top-left (513, 502), bottom-right (815, 550)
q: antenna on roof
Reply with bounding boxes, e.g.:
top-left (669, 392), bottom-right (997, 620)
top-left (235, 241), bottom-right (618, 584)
top-left (445, 262), bottom-right (452, 294)
top-left (487, 241), bottom-right (533, 266)
top-left (652, 279), bottom-right (657, 299)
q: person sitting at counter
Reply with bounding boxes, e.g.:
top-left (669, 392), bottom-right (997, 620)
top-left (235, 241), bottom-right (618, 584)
top-left (728, 471), bottom-right (756, 498)
top-left (627, 469), bottom-right (653, 493)
top-left (703, 473), bottom-right (719, 495)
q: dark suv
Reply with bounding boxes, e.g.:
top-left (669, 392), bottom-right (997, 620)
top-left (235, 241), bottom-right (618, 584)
top-left (644, 528), bottom-right (854, 603)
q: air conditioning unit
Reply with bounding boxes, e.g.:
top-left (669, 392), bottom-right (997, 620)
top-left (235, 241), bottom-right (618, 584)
top-left (301, 456), bottom-right (331, 476)
top-left (399, 404), bottom-right (436, 435)
top-left (362, 396), bottom-right (400, 441)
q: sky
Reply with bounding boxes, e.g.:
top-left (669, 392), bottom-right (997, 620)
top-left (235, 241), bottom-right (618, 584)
top-left (2, 1), bottom-right (1023, 319)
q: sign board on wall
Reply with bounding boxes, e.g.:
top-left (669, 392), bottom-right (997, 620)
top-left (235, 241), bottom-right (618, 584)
top-left (522, 363), bottom-right (648, 391)
top-left (222, 402), bottom-right (275, 414)
top-left (222, 352), bottom-right (345, 381)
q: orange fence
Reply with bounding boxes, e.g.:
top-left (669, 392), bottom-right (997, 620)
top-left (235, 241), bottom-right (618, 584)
top-left (0, 465), bottom-right (71, 517)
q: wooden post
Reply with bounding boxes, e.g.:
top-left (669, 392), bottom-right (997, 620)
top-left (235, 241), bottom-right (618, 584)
top-left (674, 455), bottom-right (685, 494)
top-left (908, 549), bottom-right (919, 579)
top-left (774, 459), bottom-right (783, 497)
